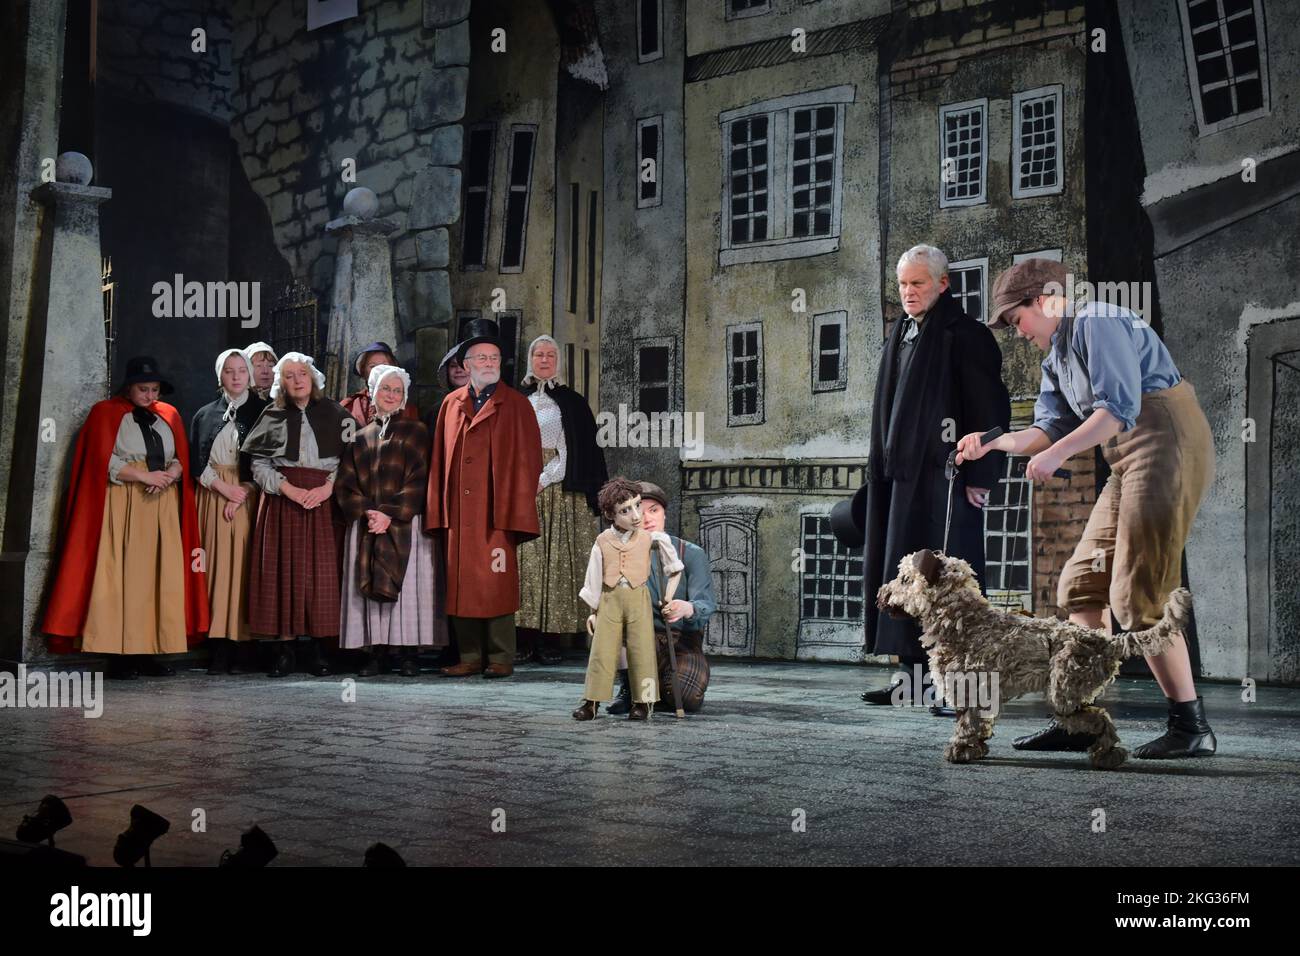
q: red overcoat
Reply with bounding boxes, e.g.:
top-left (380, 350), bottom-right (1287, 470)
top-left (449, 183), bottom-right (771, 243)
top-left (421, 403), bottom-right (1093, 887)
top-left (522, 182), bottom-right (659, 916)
top-left (41, 395), bottom-right (210, 649)
top-left (425, 383), bottom-right (541, 618)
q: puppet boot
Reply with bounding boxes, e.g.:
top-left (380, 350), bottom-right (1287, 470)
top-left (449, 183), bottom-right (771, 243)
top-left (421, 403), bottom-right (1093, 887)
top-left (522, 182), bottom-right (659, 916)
top-left (1132, 697), bottom-right (1216, 759)
top-left (606, 670), bottom-right (632, 715)
top-left (572, 699), bottom-right (599, 721)
top-left (628, 702), bottom-right (650, 721)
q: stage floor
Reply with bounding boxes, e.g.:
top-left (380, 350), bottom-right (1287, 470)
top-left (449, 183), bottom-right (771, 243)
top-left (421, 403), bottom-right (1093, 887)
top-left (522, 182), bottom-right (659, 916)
top-left (2, 659), bottom-right (1297, 866)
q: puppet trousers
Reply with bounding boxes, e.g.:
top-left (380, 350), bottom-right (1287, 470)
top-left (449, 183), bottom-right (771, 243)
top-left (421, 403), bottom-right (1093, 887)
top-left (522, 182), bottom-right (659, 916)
top-left (584, 584), bottom-right (659, 703)
top-left (1057, 380), bottom-right (1214, 630)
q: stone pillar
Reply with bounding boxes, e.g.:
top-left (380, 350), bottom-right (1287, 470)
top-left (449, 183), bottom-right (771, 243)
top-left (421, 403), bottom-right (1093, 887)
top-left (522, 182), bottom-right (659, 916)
top-left (4, 162), bottom-right (112, 665)
top-left (323, 195), bottom-right (399, 399)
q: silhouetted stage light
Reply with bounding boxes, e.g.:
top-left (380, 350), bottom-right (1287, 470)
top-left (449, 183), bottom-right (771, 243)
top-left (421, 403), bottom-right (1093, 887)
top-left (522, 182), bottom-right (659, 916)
top-left (219, 825), bottom-right (278, 867)
top-left (112, 805), bottom-right (170, 867)
top-left (363, 842), bottom-right (406, 867)
top-left (16, 794), bottom-right (73, 846)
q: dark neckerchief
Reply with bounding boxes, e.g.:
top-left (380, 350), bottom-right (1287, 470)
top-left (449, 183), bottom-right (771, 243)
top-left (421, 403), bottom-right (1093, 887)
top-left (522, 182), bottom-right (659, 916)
top-left (468, 381), bottom-right (497, 414)
top-left (131, 406), bottom-right (166, 472)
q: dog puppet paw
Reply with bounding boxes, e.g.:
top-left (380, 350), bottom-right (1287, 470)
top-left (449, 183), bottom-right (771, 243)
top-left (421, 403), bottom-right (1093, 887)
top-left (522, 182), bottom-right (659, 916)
top-left (944, 740), bottom-right (989, 763)
top-left (1088, 746), bottom-right (1127, 770)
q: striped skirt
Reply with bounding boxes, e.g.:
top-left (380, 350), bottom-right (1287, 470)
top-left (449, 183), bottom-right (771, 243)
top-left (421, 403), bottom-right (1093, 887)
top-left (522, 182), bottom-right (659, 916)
top-left (339, 514), bottom-right (448, 649)
top-left (248, 466), bottom-right (343, 638)
top-left (195, 464), bottom-right (258, 641)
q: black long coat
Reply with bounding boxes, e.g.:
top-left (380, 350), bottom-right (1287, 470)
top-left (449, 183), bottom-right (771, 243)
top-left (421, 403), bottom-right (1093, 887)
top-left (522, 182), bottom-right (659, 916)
top-left (862, 290), bottom-right (1010, 659)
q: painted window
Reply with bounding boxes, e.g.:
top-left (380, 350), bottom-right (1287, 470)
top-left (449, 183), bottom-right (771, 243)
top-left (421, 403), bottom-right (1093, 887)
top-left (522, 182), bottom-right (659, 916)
top-left (567, 183), bottom-right (580, 312)
top-left (939, 98), bottom-right (987, 208)
top-left (638, 0), bottom-right (663, 63)
top-left (948, 257), bottom-right (989, 324)
top-left (1178, 0), bottom-right (1270, 134)
top-left (812, 310), bottom-right (847, 392)
top-left (1012, 248), bottom-right (1063, 263)
top-left (637, 115), bottom-right (664, 209)
top-left (984, 454), bottom-right (1033, 611)
top-left (500, 126), bottom-right (536, 273)
top-left (720, 85), bottom-right (853, 266)
top-left (727, 0), bottom-right (770, 19)
top-left (727, 322), bottom-right (764, 425)
top-left (1011, 85), bottom-right (1064, 198)
top-left (636, 337), bottom-right (674, 413)
top-left (800, 514), bottom-right (865, 621)
top-left (460, 124), bottom-right (495, 270)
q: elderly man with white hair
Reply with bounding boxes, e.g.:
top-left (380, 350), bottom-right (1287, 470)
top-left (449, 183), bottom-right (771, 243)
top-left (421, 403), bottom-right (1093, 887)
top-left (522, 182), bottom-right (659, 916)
top-left (853, 244), bottom-right (1010, 712)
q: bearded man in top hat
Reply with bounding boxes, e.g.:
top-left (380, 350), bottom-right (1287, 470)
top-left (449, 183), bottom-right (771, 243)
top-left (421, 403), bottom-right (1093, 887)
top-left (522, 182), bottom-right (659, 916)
top-left (342, 341), bottom-right (421, 426)
top-left (425, 319), bottom-right (542, 677)
top-left (856, 244), bottom-right (1010, 711)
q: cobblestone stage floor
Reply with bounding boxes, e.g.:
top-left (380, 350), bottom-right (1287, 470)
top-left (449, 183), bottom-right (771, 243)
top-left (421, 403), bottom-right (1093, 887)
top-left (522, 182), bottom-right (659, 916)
top-left (2, 660), bottom-right (1297, 866)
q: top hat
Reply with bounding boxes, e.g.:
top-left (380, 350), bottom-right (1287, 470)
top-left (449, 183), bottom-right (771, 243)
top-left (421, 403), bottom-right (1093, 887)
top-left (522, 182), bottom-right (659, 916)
top-left (455, 318), bottom-right (503, 363)
top-left (828, 485), bottom-right (869, 550)
top-left (353, 341), bottom-right (397, 377)
top-left (119, 355), bottom-right (175, 395)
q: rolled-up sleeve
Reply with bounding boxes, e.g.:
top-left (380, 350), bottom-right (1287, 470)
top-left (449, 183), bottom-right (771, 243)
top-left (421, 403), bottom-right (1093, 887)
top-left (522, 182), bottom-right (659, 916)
top-left (651, 531), bottom-right (685, 576)
top-left (1031, 357), bottom-right (1083, 443)
top-left (1079, 313), bottom-right (1142, 432)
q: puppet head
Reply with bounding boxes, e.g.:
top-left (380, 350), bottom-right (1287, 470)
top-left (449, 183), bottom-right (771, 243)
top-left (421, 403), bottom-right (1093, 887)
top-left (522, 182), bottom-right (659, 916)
top-left (598, 476), bottom-right (645, 531)
top-left (876, 549), bottom-right (983, 645)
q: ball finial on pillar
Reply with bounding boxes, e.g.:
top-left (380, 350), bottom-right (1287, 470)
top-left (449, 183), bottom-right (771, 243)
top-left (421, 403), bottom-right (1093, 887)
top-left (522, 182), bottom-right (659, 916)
top-left (56, 152), bottom-right (94, 186)
top-left (343, 186), bottom-right (379, 220)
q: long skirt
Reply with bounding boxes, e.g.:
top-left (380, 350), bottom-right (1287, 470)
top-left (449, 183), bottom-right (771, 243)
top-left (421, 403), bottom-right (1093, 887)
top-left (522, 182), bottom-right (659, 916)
top-left (339, 514), bottom-right (448, 649)
top-left (195, 464), bottom-right (258, 641)
top-left (517, 464), bottom-right (600, 633)
top-left (81, 463), bottom-right (187, 655)
top-left (248, 466), bottom-right (343, 638)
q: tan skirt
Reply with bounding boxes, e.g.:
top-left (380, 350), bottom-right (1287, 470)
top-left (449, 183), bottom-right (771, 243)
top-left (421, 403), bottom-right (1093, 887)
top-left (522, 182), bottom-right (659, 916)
top-left (196, 463), bottom-right (258, 641)
top-left (81, 462), bottom-right (188, 655)
top-left (517, 453), bottom-right (600, 634)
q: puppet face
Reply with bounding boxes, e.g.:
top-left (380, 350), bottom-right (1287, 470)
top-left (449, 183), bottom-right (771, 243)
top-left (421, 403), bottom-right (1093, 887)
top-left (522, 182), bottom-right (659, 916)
top-left (896, 261), bottom-right (949, 318)
top-left (464, 344), bottom-right (501, 391)
top-left (361, 351), bottom-right (394, 382)
top-left (221, 354), bottom-right (250, 397)
top-left (640, 499), bottom-right (666, 533)
top-left (374, 372), bottom-right (405, 415)
top-left (448, 361), bottom-right (470, 388)
top-left (1005, 295), bottom-right (1063, 351)
top-left (250, 351), bottom-right (275, 389)
top-left (531, 342), bottom-right (559, 381)
top-left (281, 361), bottom-right (314, 402)
top-left (611, 494), bottom-right (643, 532)
top-left (127, 382), bottom-right (160, 407)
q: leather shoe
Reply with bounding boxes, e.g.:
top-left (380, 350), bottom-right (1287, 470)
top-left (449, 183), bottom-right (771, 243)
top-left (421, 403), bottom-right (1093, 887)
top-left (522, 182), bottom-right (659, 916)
top-left (862, 678), bottom-right (912, 705)
top-left (1133, 697), bottom-right (1216, 759)
top-left (482, 663), bottom-right (514, 678)
top-left (572, 699), bottom-right (598, 721)
top-left (440, 661), bottom-right (481, 677)
top-left (267, 646), bottom-right (295, 678)
top-left (929, 705), bottom-right (957, 718)
top-left (398, 654), bottom-right (420, 677)
top-left (1012, 719), bottom-right (1097, 752)
top-left (628, 702), bottom-right (650, 721)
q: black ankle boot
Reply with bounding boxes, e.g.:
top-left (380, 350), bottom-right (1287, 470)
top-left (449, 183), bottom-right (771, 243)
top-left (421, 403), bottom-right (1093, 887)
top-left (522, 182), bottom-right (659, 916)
top-left (113, 804), bottom-right (170, 867)
top-left (1012, 718), bottom-right (1098, 752)
top-left (606, 670), bottom-right (632, 715)
top-left (302, 639), bottom-right (332, 677)
top-left (208, 639), bottom-right (233, 675)
top-left (219, 824), bottom-right (277, 868)
top-left (267, 644), bottom-right (295, 678)
top-left (399, 649), bottom-right (420, 677)
top-left (1133, 697), bottom-right (1216, 759)
top-left (357, 649), bottom-right (381, 677)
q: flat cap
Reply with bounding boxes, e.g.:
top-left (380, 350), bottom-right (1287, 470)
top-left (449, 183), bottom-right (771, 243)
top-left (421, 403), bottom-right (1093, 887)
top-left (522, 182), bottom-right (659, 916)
top-left (989, 258), bottom-right (1067, 329)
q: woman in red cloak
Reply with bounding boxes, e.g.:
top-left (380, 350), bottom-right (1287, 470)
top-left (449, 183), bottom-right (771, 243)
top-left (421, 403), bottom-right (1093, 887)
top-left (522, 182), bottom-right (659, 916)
top-left (41, 355), bottom-right (209, 678)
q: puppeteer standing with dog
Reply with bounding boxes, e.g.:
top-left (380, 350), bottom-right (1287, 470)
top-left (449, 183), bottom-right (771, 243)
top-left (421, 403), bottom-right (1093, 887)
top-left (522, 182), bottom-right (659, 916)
top-left (958, 258), bottom-right (1217, 760)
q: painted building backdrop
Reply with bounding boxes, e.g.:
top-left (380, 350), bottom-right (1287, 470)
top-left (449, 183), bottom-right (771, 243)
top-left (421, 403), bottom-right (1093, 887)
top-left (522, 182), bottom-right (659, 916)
top-left (2, 0), bottom-right (1295, 682)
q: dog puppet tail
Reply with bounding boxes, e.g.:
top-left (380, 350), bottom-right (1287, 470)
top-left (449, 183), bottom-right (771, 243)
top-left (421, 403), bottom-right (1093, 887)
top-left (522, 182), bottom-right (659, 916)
top-left (1114, 588), bottom-right (1193, 658)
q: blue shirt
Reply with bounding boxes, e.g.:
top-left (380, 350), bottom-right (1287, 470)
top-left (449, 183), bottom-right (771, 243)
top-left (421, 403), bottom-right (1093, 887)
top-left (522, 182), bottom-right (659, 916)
top-left (647, 536), bottom-right (717, 634)
top-left (1031, 302), bottom-right (1181, 441)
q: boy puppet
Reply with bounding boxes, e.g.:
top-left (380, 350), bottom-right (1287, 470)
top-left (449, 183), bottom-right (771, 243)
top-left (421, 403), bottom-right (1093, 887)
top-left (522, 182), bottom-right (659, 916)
top-left (573, 477), bottom-right (684, 721)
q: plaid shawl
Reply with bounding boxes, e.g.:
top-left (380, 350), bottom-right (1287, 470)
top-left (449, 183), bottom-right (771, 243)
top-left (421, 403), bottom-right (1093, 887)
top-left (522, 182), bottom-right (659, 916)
top-left (334, 417), bottom-right (429, 601)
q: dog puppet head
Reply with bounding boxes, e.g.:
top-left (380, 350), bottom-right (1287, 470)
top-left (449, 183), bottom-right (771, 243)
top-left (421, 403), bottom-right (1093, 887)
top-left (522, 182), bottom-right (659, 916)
top-left (876, 550), bottom-right (982, 642)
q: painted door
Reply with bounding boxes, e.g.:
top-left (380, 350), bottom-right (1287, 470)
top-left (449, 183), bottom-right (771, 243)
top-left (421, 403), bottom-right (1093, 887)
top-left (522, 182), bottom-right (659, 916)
top-left (699, 511), bottom-right (758, 657)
